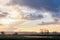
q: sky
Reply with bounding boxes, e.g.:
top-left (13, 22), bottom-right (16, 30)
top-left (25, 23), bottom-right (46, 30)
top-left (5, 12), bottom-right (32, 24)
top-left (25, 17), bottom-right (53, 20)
top-left (11, 0), bottom-right (60, 20)
top-left (0, 0), bottom-right (60, 32)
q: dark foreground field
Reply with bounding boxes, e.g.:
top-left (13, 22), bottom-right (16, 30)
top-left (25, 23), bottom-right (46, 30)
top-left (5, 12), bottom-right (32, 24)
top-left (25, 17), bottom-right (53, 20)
top-left (0, 32), bottom-right (60, 39)
top-left (0, 35), bottom-right (60, 39)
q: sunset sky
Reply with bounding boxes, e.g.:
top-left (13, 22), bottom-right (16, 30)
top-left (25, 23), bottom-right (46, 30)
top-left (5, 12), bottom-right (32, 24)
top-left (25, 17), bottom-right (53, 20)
top-left (0, 0), bottom-right (60, 32)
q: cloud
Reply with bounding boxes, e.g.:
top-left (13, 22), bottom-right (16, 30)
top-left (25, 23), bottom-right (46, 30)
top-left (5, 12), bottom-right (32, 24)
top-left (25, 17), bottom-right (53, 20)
top-left (23, 13), bottom-right (43, 20)
top-left (0, 0), bottom-right (59, 24)
top-left (0, 0), bottom-right (12, 5)
top-left (12, 0), bottom-right (60, 19)
top-left (52, 12), bottom-right (60, 18)
top-left (20, 6), bottom-right (55, 23)
top-left (0, 0), bottom-right (60, 32)
top-left (12, 0), bottom-right (60, 11)
top-left (21, 7), bottom-right (43, 20)
top-left (0, 12), bottom-right (8, 18)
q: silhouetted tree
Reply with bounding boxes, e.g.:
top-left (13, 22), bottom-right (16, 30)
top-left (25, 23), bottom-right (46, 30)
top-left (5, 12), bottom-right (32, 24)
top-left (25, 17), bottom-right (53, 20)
top-left (13, 32), bottom-right (18, 35)
top-left (53, 31), bottom-right (57, 34)
top-left (40, 29), bottom-right (44, 34)
top-left (40, 29), bottom-right (49, 35)
top-left (1, 32), bottom-right (5, 35)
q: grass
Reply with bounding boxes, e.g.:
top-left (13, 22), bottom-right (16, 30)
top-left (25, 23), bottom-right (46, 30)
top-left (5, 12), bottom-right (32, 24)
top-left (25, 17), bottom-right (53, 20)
top-left (0, 35), bottom-right (59, 39)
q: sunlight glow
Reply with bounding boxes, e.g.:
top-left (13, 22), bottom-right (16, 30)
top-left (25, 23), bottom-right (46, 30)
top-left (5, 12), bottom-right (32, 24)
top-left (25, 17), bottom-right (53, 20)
top-left (0, 18), bottom-right (17, 24)
top-left (0, 0), bottom-right (11, 5)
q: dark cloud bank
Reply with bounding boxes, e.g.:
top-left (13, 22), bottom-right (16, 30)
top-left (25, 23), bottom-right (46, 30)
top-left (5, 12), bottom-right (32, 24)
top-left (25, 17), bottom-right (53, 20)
top-left (12, 0), bottom-right (60, 19)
